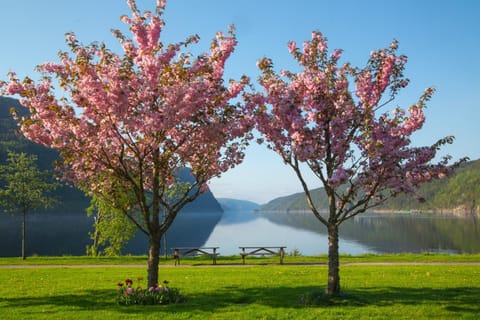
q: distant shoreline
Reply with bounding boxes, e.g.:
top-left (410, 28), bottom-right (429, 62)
top-left (255, 208), bottom-right (480, 217)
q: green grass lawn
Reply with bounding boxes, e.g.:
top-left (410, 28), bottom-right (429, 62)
top-left (1, 253), bottom-right (480, 266)
top-left (0, 255), bottom-right (479, 319)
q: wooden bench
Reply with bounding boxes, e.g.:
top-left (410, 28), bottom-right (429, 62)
top-left (172, 247), bottom-right (219, 265)
top-left (239, 246), bottom-right (286, 265)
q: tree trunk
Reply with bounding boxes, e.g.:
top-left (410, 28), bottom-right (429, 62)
top-left (22, 209), bottom-right (26, 260)
top-left (147, 232), bottom-right (161, 288)
top-left (163, 231), bottom-right (168, 259)
top-left (92, 213), bottom-right (101, 256)
top-left (327, 224), bottom-right (340, 295)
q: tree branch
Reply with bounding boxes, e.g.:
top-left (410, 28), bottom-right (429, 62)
top-left (289, 156), bottom-right (329, 226)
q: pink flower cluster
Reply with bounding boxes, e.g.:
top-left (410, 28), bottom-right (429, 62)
top-left (0, 0), bottom-right (254, 210)
top-left (148, 285), bottom-right (168, 293)
top-left (254, 31), bottom-right (456, 221)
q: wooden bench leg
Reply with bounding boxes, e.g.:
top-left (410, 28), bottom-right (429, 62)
top-left (213, 248), bottom-right (217, 265)
top-left (173, 249), bottom-right (180, 266)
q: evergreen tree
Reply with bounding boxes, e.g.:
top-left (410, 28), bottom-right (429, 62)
top-left (0, 151), bottom-right (58, 259)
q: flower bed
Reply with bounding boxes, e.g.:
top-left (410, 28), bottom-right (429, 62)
top-left (117, 278), bottom-right (185, 305)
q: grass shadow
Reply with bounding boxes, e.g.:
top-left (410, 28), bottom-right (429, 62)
top-left (1, 285), bottom-right (479, 317)
top-left (350, 286), bottom-right (480, 314)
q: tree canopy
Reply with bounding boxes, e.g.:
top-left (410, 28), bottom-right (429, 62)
top-left (0, 0), bottom-right (253, 286)
top-left (254, 31), bottom-right (463, 295)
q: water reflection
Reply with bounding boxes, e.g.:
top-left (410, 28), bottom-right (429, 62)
top-left (1, 209), bottom-right (479, 257)
top-left (0, 213), bottom-right (93, 257)
top-left (0, 211), bottom-right (222, 257)
top-left (203, 211), bottom-right (374, 255)
top-left (260, 211), bottom-right (480, 254)
top-left (125, 211), bottom-right (222, 255)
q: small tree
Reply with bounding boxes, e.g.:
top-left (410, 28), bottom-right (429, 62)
top-left (1, 0), bottom-right (253, 287)
top-left (86, 194), bottom-right (137, 257)
top-left (255, 31), bottom-right (463, 296)
top-left (86, 175), bottom-right (193, 257)
top-left (0, 151), bottom-right (58, 259)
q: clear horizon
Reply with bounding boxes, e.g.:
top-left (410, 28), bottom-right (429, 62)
top-left (1, 0), bottom-right (478, 203)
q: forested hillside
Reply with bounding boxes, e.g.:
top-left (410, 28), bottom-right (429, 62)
top-left (0, 97), bottom-right (222, 214)
top-left (382, 159), bottom-right (480, 213)
top-left (0, 97), bottom-right (58, 167)
top-left (0, 97), bottom-right (88, 211)
top-left (260, 159), bottom-right (480, 215)
top-left (217, 198), bottom-right (259, 211)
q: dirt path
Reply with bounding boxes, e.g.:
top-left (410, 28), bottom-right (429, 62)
top-left (1, 261), bottom-right (480, 268)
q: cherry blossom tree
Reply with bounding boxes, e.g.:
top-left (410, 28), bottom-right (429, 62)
top-left (1, 0), bottom-right (253, 287)
top-left (255, 31), bottom-right (463, 296)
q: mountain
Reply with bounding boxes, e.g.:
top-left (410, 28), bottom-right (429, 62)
top-left (259, 189), bottom-right (328, 212)
top-left (259, 159), bottom-right (480, 215)
top-left (217, 198), bottom-right (259, 211)
top-left (0, 97), bottom-right (222, 214)
top-left (0, 97), bottom-right (89, 211)
top-left (176, 168), bottom-right (223, 212)
top-left (0, 97), bottom-right (59, 167)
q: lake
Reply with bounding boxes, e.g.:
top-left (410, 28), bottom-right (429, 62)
top-left (1, 210), bottom-right (479, 257)
top-left (204, 211), bottom-right (480, 255)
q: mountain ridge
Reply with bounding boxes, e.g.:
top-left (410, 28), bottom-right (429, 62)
top-left (217, 198), bottom-right (259, 211)
top-left (259, 160), bottom-right (480, 216)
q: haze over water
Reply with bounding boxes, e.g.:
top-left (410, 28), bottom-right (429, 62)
top-left (1, 210), bottom-right (478, 257)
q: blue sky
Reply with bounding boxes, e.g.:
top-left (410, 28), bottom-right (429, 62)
top-left (0, 0), bottom-right (479, 204)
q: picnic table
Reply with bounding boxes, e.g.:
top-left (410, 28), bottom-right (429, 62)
top-left (172, 247), bottom-right (219, 265)
top-left (239, 246), bottom-right (286, 265)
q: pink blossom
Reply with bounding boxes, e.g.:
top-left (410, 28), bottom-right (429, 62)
top-left (390, 40), bottom-right (399, 50)
top-left (330, 167), bottom-right (349, 186)
top-left (157, 0), bottom-right (166, 9)
top-left (330, 49), bottom-right (342, 61)
top-left (65, 33), bottom-right (77, 43)
top-left (5, 81), bottom-right (24, 95)
top-left (287, 41), bottom-right (296, 54)
top-left (254, 29), bottom-right (457, 230)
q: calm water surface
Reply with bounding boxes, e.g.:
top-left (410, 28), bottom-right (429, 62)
top-left (204, 210), bottom-right (480, 255)
top-left (1, 209), bottom-right (479, 257)
top-left (0, 211), bottom-right (222, 257)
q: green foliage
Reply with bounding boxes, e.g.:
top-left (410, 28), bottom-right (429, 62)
top-left (0, 151), bottom-right (59, 259)
top-left (0, 151), bottom-right (58, 213)
top-left (432, 169), bottom-right (480, 209)
top-left (85, 178), bottom-right (193, 257)
top-left (86, 195), bottom-right (138, 257)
